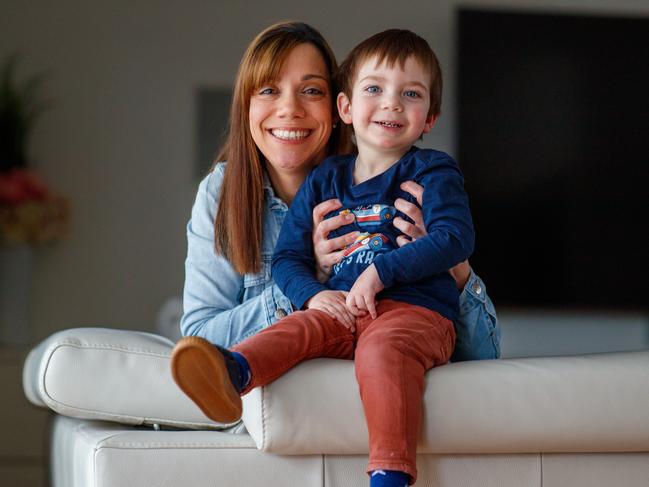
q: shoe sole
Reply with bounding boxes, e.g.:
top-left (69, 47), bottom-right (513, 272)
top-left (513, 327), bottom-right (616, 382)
top-left (170, 336), bottom-right (243, 423)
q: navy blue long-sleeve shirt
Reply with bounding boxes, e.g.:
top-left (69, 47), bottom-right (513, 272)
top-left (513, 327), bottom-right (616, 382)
top-left (272, 147), bottom-right (475, 321)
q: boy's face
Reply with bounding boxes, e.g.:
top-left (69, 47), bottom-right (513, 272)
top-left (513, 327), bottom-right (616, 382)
top-left (337, 56), bottom-right (437, 159)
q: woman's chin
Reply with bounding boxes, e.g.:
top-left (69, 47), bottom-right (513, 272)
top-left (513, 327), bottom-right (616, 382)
top-left (265, 156), bottom-right (315, 176)
top-left (265, 148), bottom-right (327, 174)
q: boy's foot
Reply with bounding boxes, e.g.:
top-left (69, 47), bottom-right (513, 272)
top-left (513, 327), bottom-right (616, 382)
top-left (370, 470), bottom-right (409, 487)
top-left (171, 336), bottom-right (243, 423)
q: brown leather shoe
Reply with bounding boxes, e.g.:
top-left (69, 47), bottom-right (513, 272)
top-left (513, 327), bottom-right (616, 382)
top-left (170, 336), bottom-right (243, 423)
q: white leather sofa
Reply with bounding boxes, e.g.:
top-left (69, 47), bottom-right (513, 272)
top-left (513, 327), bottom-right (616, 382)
top-left (23, 327), bottom-right (649, 487)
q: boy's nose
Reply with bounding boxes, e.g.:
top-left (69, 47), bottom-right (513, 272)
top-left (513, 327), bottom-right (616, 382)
top-left (381, 94), bottom-right (403, 112)
top-left (277, 93), bottom-right (306, 118)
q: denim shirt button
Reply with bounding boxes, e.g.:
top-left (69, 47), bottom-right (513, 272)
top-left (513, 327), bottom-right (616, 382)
top-left (274, 309), bottom-right (288, 319)
top-left (471, 280), bottom-right (483, 295)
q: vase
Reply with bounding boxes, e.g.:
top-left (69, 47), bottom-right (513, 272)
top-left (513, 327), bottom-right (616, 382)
top-left (0, 244), bottom-right (33, 345)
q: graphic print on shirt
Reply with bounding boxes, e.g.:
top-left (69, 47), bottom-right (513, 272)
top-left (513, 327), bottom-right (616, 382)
top-left (333, 204), bottom-right (396, 275)
top-left (340, 203), bottom-right (395, 227)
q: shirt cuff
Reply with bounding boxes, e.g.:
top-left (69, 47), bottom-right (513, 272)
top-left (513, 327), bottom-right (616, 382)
top-left (459, 268), bottom-right (488, 304)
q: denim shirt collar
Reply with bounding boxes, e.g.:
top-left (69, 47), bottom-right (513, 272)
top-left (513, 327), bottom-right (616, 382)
top-left (262, 170), bottom-right (289, 212)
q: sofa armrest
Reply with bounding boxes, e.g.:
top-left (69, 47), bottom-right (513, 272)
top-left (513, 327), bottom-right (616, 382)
top-left (23, 327), bottom-right (237, 430)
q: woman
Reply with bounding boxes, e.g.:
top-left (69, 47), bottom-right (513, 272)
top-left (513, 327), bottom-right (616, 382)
top-left (180, 21), bottom-right (499, 361)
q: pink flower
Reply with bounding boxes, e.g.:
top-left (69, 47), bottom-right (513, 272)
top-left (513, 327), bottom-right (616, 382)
top-left (0, 169), bottom-right (49, 205)
top-left (1, 169), bottom-right (68, 245)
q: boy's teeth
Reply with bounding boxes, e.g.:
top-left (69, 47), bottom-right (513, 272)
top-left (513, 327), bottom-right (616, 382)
top-left (378, 121), bottom-right (401, 128)
top-left (271, 129), bottom-right (310, 140)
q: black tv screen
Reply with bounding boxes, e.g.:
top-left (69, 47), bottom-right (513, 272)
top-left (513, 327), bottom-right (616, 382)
top-left (457, 9), bottom-right (649, 309)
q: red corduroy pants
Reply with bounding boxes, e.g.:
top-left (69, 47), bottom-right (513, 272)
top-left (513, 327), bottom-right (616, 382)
top-left (232, 299), bottom-right (455, 483)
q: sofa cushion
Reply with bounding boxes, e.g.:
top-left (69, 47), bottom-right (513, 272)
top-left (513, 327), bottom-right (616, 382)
top-left (50, 415), bottom-right (326, 487)
top-left (241, 351), bottom-right (649, 454)
top-left (23, 327), bottom-right (237, 430)
top-left (24, 328), bottom-right (649, 455)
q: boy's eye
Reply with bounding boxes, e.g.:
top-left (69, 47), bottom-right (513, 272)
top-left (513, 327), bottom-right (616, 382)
top-left (404, 90), bottom-right (421, 98)
top-left (365, 85), bottom-right (381, 94)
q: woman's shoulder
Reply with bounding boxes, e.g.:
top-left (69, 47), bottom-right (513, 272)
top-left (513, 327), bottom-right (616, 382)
top-left (192, 162), bottom-right (227, 220)
top-left (197, 162), bottom-right (227, 199)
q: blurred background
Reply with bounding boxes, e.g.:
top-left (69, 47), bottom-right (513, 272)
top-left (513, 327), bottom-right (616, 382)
top-left (1, 0), bottom-right (648, 353)
top-left (1, 1), bottom-right (648, 485)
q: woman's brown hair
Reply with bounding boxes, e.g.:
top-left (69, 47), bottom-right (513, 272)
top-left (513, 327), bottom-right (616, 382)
top-left (213, 21), bottom-right (350, 275)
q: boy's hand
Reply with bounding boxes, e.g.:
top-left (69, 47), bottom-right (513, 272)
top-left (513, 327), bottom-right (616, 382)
top-left (306, 290), bottom-right (356, 332)
top-left (346, 264), bottom-right (384, 319)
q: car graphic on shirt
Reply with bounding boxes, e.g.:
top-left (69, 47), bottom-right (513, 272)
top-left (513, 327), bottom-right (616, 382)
top-left (341, 204), bottom-right (395, 227)
top-left (342, 232), bottom-right (389, 257)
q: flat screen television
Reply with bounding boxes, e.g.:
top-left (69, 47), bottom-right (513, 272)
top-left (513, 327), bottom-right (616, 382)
top-left (457, 9), bottom-right (648, 310)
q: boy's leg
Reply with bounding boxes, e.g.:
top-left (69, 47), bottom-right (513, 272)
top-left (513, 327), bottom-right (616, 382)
top-left (233, 308), bottom-right (355, 389)
top-left (172, 309), bottom-right (354, 423)
top-left (354, 300), bottom-right (455, 484)
top-left (171, 337), bottom-right (246, 423)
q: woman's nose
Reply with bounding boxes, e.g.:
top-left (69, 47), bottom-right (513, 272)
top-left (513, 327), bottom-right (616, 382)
top-left (277, 92), bottom-right (306, 118)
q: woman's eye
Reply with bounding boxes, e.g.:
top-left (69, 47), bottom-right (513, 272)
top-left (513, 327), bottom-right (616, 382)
top-left (258, 87), bottom-right (276, 95)
top-left (365, 85), bottom-right (381, 94)
top-left (404, 90), bottom-right (420, 98)
top-left (304, 87), bottom-right (324, 96)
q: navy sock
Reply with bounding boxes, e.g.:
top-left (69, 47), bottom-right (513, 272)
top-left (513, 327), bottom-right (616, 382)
top-left (230, 351), bottom-right (251, 391)
top-left (370, 470), bottom-right (409, 487)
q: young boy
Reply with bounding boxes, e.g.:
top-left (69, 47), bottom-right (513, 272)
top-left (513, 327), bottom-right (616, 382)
top-left (172, 30), bottom-right (474, 487)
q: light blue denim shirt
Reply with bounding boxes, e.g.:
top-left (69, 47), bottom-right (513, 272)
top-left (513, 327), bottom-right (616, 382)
top-left (181, 163), bottom-right (500, 360)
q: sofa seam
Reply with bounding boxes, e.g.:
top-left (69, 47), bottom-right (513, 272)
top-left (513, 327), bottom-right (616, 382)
top-left (261, 385), bottom-right (268, 450)
top-left (93, 440), bottom-right (99, 487)
top-left (48, 340), bottom-right (172, 357)
top-left (95, 443), bottom-right (257, 450)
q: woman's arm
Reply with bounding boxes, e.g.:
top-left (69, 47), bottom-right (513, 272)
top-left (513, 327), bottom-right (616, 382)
top-left (180, 168), bottom-right (291, 347)
top-left (452, 269), bottom-right (501, 361)
top-left (396, 180), bottom-right (500, 360)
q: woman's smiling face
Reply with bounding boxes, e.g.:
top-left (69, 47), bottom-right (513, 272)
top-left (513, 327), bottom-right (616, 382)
top-left (249, 43), bottom-right (333, 178)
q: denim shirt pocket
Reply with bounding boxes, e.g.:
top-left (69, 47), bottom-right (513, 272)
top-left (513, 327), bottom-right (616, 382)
top-left (240, 254), bottom-right (279, 330)
top-left (242, 254), bottom-right (272, 290)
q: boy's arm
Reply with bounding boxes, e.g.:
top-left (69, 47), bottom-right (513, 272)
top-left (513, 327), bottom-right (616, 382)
top-left (271, 171), bottom-right (329, 310)
top-left (372, 155), bottom-right (475, 288)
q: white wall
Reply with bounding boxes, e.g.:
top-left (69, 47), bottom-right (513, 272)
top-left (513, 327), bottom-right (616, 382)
top-left (1, 0), bottom-right (647, 343)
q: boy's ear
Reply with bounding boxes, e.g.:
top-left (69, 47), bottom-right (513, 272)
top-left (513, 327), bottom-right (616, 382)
top-left (422, 113), bottom-right (438, 134)
top-left (337, 92), bottom-right (353, 125)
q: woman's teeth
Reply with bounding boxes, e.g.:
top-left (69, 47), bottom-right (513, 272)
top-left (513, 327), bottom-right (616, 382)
top-left (271, 129), bottom-right (311, 140)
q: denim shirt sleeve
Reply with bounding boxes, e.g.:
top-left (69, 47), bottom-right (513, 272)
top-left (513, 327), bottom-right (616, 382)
top-left (180, 166), bottom-right (291, 348)
top-left (451, 269), bottom-right (502, 362)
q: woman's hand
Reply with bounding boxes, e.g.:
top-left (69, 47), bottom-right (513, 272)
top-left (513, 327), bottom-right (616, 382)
top-left (394, 181), bottom-right (427, 247)
top-left (312, 199), bottom-right (359, 282)
top-left (448, 260), bottom-right (471, 290)
top-left (306, 290), bottom-right (357, 332)
top-left (346, 264), bottom-right (384, 320)
top-left (397, 180), bottom-right (472, 291)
